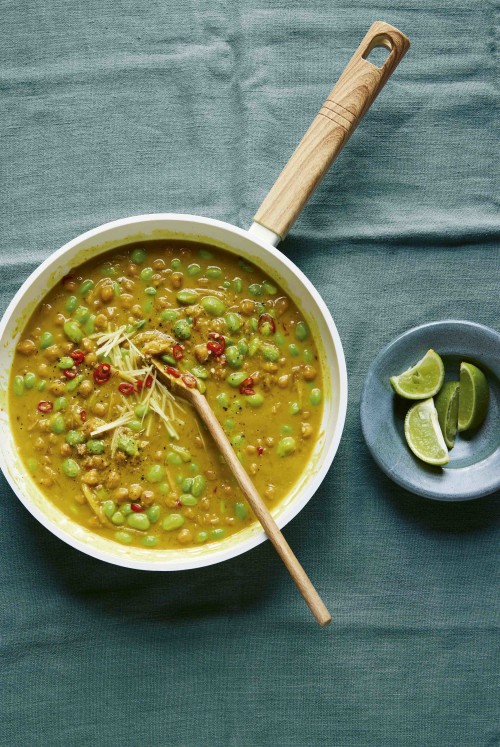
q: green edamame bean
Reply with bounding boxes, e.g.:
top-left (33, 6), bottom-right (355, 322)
top-left (63, 321), bottom-right (83, 344)
top-left (227, 371), bottom-right (246, 387)
top-left (111, 511), bottom-right (125, 526)
top-left (281, 424), bottom-right (293, 434)
top-left (225, 418), bottom-right (234, 430)
top-left (161, 355), bottom-right (176, 366)
top-left (116, 433), bottom-right (138, 457)
top-left (13, 375), bottom-right (24, 396)
top-left (84, 315), bottom-right (95, 335)
top-left (115, 530), bottom-right (133, 545)
top-left (248, 283), bottom-right (263, 297)
top-left (231, 433), bottom-right (245, 448)
top-left (121, 503), bottom-right (132, 516)
top-left (274, 332), bottom-right (285, 346)
top-left (216, 392), bottom-right (229, 409)
top-left (57, 356), bottom-right (74, 369)
top-left (198, 248), bottom-right (213, 260)
top-left (226, 312), bottom-right (243, 332)
top-left (263, 281), bottom-right (277, 295)
top-left (38, 380), bottom-right (47, 391)
top-left (66, 430), bottom-right (85, 445)
top-left (248, 317), bottom-right (259, 333)
top-left (176, 289), bottom-right (198, 305)
top-left (66, 374), bottom-right (84, 392)
top-left (128, 420), bottom-right (142, 432)
top-left (234, 502), bottom-right (248, 520)
top-left (248, 337), bottom-right (261, 356)
top-left (173, 320), bottom-right (191, 340)
top-left (180, 494), bottom-right (198, 507)
top-left (303, 349), bottom-right (314, 364)
top-left (181, 477), bottom-right (194, 494)
top-left (190, 462), bottom-right (199, 474)
top-left (79, 279), bottom-right (94, 296)
top-left (310, 388), bottom-right (322, 406)
top-left (206, 266), bottom-right (222, 279)
top-left (187, 263), bottom-right (201, 276)
top-left (160, 309), bottom-right (178, 322)
top-left (295, 321), bottom-right (309, 341)
top-left (54, 396), bottom-right (67, 411)
top-left (288, 343), bottom-right (300, 357)
top-left (195, 531), bottom-right (208, 543)
top-left (142, 535), bottom-right (159, 548)
top-left (131, 248), bottom-right (146, 264)
top-left (191, 366), bottom-right (209, 380)
top-left (146, 464), bottom-right (165, 483)
top-left (232, 278), bottom-right (243, 293)
top-left (102, 501), bottom-right (116, 519)
top-left (191, 475), bottom-right (206, 498)
top-left (24, 372), bottom-right (36, 389)
top-left (27, 458), bottom-right (38, 474)
top-left (171, 258), bottom-right (182, 270)
top-left (139, 267), bottom-right (154, 281)
top-left (127, 513), bottom-right (150, 531)
top-left (277, 436), bottom-right (296, 457)
top-left (65, 295), bottom-right (78, 313)
top-left (87, 439), bottom-right (105, 454)
top-left (211, 528), bottom-right (226, 540)
top-left (230, 400), bottom-right (242, 414)
top-left (74, 306), bottom-right (90, 323)
top-left (143, 299), bottom-right (154, 314)
top-left (40, 331), bottom-right (54, 349)
top-left (146, 505), bottom-right (161, 523)
top-left (145, 286), bottom-right (157, 296)
top-left (62, 457), bottom-right (79, 477)
top-left (166, 452), bottom-right (183, 465)
top-left (225, 346), bottom-right (243, 369)
top-left (261, 343), bottom-right (280, 362)
top-left (51, 414), bottom-right (66, 434)
top-left (171, 445), bottom-right (191, 462)
top-left (201, 296), bottom-right (226, 316)
top-left (246, 393), bottom-right (264, 408)
top-left (290, 402), bottom-right (300, 416)
top-left (162, 514), bottom-right (185, 531)
top-left (237, 338), bottom-right (249, 355)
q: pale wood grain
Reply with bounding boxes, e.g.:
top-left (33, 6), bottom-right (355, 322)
top-left (151, 359), bottom-right (332, 627)
top-left (254, 21), bottom-right (410, 239)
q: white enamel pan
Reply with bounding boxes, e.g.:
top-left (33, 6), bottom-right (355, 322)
top-left (0, 23), bottom-right (409, 571)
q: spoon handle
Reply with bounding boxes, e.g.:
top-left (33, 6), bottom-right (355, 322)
top-left (192, 390), bottom-right (332, 627)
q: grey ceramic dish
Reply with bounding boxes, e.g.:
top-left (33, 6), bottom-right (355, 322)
top-left (360, 320), bottom-right (500, 501)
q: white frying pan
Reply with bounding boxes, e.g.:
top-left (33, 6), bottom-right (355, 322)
top-left (0, 22), bottom-right (409, 571)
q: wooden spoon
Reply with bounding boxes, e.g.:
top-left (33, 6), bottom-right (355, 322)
top-left (150, 358), bottom-right (331, 627)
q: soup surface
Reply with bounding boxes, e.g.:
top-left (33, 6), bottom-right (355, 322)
top-left (10, 240), bottom-right (323, 550)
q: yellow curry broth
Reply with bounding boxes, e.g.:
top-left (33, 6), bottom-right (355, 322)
top-left (9, 240), bottom-right (323, 549)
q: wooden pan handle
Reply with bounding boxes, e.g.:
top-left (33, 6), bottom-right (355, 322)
top-left (253, 22), bottom-right (410, 240)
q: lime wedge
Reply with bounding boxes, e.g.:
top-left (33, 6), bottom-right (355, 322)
top-left (435, 381), bottom-right (460, 449)
top-left (458, 362), bottom-right (489, 432)
top-left (390, 349), bottom-right (445, 400)
top-left (404, 397), bottom-right (449, 466)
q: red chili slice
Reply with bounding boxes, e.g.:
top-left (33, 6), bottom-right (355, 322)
top-left (80, 410), bottom-right (87, 422)
top-left (239, 376), bottom-right (255, 395)
top-left (165, 367), bottom-right (181, 379)
top-left (182, 374), bottom-right (197, 389)
top-left (63, 368), bottom-right (77, 379)
top-left (144, 374), bottom-right (153, 389)
top-left (118, 382), bottom-right (135, 395)
top-left (172, 343), bottom-right (184, 361)
top-left (207, 332), bottom-right (225, 356)
top-left (131, 503), bottom-right (143, 513)
top-left (37, 401), bottom-right (53, 413)
top-left (70, 349), bottom-right (85, 365)
top-left (93, 363), bottom-right (111, 384)
top-left (257, 446), bottom-right (264, 456)
top-left (258, 313), bottom-right (276, 334)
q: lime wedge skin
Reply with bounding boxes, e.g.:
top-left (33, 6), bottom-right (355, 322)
top-left (404, 397), bottom-right (449, 466)
top-left (458, 362), bottom-right (489, 432)
top-left (435, 381), bottom-right (460, 449)
top-left (390, 349), bottom-right (445, 400)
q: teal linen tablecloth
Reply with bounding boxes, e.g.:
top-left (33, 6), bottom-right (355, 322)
top-left (1, 1), bottom-right (499, 745)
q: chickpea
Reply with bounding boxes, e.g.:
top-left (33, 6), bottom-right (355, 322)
top-left (170, 272), bottom-right (183, 289)
top-left (54, 314), bottom-right (66, 327)
top-left (126, 263), bottom-right (139, 277)
top-left (248, 463), bottom-right (258, 475)
top-left (82, 470), bottom-right (99, 486)
top-left (223, 485), bottom-right (233, 496)
top-left (78, 380), bottom-right (93, 398)
top-left (106, 306), bottom-right (117, 319)
top-left (92, 402), bottom-right (106, 416)
top-left (34, 437), bottom-right (45, 450)
top-left (49, 381), bottom-right (66, 396)
top-left (59, 443), bottom-right (72, 457)
top-left (106, 471), bottom-right (120, 489)
top-left (151, 273), bottom-right (163, 288)
top-left (197, 277), bottom-right (209, 287)
top-left (114, 451), bottom-right (127, 464)
top-left (62, 279), bottom-right (76, 292)
top-left (119, 293), bottom-right (134, 309)
top-left (205, 470), bottom-right (216, 481)
top-left (94, 313), bottom-right (108, 330)
top-left (153, 258), bottom-right (166, 270)
top-left (193, 344), bottom-right (209, 363)
top-left (165, 492), bottom-right (180, 508)
top-left (200, 497), bottom-right (210, 511)
top-left (131, 304), bottom-right (143, 318)
top-left (177, 528), bottom-right (193, 544)
top-left (43, 344), bottom-right (62, 362)
top-left (140, 490), bottom-right (155, 507)
top-left (240, 299), bottom-right (255, 316)
top-left (264, 485), bottom-right (276, 500)
top-left (274, 296), bottom-right (289, 317)
top-left (157, 297), bottom-right (171, 308)
top-left (86, 456), bottom-right (106, 470)
top-left (263, 362), bottom-right (278, 373)
top-left (128, 484), bottom-right (142, 501)
top-left (277, 374), bottom-right (290, 388)
top-left (246, 445), bottom-right (257, 455)
top-left (121, 278), bottom-right (135, 291)
top-left (194, 436), bottom-right (203, 449)
top-left (301, 422), bottom-right (313, 439)
top-left (16, 339), bottom-right (37, 356)
top-left (224, 516), bottom-right (236, 526)
top-left (85, 352), bottom-right (97, 367)
top-left (265, 437), bottom-right (274, 448)
top-left (114, 487), bottom-right (129, 503)
top-left (303, 365), bottom-right (317, 382)
top-left (37, 363), bottom-right (50, 377)
top-left (88, 516), bottom-right (101, 530)
top-left (302, 410), bottom-right (311, 421)
top-left (98, 283), bottom-right (113, 303)
top-left (182, 507), bottom-right (196, 520)
top-left (61, 342), bottom-right (73, 354)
